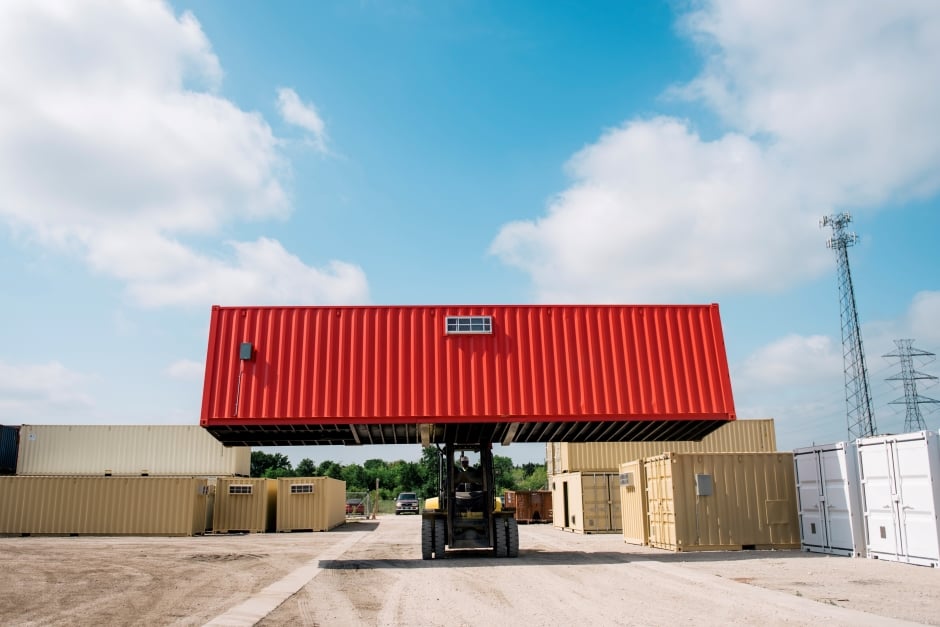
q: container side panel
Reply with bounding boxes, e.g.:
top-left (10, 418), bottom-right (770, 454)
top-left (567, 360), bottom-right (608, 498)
top-left (560, 419), bottom-right (775, 473)
top-left (0, 477), bottom-right (206, 536)
top-left (16, 425), bottom-right (249, 476)
top-left (201, 305), bottom-right (736, 427)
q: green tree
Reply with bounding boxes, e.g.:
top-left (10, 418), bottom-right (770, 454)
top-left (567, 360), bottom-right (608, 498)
top-left (317, 460), bottom-right (343, 480)
top-left (417, 445), bottom-right (443, 498)
top-left (492, 454), bottom-right (516, 494)
top-left (295, 458), bottom-right (317, 477)
top-left (342, 463), bottom-right (368, 491)
top-left (519, 465), bottom-right (548, 490)
top-left (263, 466), bottom-right (294, 479)
top-left (250, 451), bottom-right (292, 477)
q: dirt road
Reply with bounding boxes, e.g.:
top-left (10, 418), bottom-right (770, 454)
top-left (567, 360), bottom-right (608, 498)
top-left (1, 515), bottom-right (938, 626)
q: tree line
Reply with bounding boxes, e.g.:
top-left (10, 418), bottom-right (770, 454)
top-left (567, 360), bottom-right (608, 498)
top-left (251, 448), bottom-right (548, 499)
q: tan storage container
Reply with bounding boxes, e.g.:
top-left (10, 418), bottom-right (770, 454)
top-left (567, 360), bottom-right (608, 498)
top-left (0, 476), bottom-right (209, 536)
top-left (645, 452), bottom-right (799, 552)
top-left (619, 460), bottom-right (648, 545)
top-left (548, 419), bottom-right (776, 473)
top-left (503, 490), bottom-right (552, 523)
top-left (276, 477), bottom-right (346, 532)
top-left (549, 472), bottom-right (621, 533)
top-left (213, 478), bottom-right (277, 533)
top-left (16, 425), bottom-right (250, 477)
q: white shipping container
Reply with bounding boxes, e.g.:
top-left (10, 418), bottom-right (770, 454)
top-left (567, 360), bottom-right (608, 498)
top-left (793, 442), bottom-right (865, 557)
top-left (16, 425), bottom-right (249, 477)
top-left (857, 431), bottom-right (940, 567)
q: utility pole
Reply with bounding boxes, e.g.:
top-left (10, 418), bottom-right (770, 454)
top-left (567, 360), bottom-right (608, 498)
top-left (821, 212), bottom-right (877, 439)
top-left (884, 339), bottom-right (939, 432)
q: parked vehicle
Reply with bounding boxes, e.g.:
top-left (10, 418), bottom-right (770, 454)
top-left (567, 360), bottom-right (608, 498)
top-left (395, 492), bottom-right (419, 515)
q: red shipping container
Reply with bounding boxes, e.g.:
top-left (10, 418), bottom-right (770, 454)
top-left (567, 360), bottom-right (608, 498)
top-left (200, 305), bottom-right (735, 445)
top-left (504, 490), bottom-right (553, 524)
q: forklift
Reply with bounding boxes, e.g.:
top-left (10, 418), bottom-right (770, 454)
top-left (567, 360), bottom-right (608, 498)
top-left (421, 441), bottom-right (519, 559)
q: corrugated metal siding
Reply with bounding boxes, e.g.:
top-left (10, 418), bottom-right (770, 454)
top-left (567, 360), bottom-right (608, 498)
top-left (213, 478), bottom-right (276, 533)
top-left (16, 425), bottom-right (250, 476)
top-left (0, 476), bottom-right (208, 536)
top-left (275, 477), bottom-right (346, 532)
top-left (555, 419), bottom-right (776, 473)
top-left (645, 452), bottom-right (800, 552)
top-left (620, 460), bottom-right (648, 545)
top-left (0, 426), bottom-right (19, 475)
top-left (201, 305), bottom-right (736, 443)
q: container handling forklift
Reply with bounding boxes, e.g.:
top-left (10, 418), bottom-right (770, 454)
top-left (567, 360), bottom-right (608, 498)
top-left (421, 441), bottom-right (518, 559)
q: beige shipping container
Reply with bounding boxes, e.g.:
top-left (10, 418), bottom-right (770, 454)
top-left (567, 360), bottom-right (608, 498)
top-left (16, 425), bottom-right (250, 477)
top-left (549, 472), bottom-right (621, 533)
top-left (645, 452), bottom-right (800, 552)
top-left (0, 476), bottom-right (208, 536)
top-left (547, 419), bottom-right (776, 473)
top-left (276, 477), bottom-right (346, 532)
top-left (213, 478), bottom-right (277, 533)
top-left (619, 460), bottom-right (648, 545)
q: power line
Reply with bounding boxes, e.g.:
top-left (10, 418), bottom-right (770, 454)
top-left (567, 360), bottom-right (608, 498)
top-left (820, 212), bottom-right (877, 439)
top-left (883, 339), bottom-right (939, 432)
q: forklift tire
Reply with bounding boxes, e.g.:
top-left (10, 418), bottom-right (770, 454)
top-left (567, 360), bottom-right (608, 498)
top-left (494, 517), bottom-right (508, 557)
top-left (421, 518), bottom-right (433, 560)
top-left (507, 518), bottom-right (519, 557)
top-left (434, 518), bottom-right (446, 559)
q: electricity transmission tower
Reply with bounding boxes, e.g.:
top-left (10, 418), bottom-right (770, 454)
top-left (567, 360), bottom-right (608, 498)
top-left (884, 339), bottom-right (939, 432)
top-left (820, 212), bottom-right (877, 439)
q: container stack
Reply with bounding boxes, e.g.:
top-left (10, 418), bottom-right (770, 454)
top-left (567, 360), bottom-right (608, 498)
top-left (0, 425), bottom-right (251, 536)
top-left (548, 419), bottom-right (778, 535)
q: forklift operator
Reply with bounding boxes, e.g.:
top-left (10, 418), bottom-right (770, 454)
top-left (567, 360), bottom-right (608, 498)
top-left (454, 455), bottom-right (483, 490)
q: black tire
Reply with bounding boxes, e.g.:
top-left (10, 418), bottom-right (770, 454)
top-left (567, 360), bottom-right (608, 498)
top-left (507, 518), bottom-right (519, 557)
top-left (494, 517), bottom-right (508, 557)
top-left (421, 518), bottom-right (433, 560)
top-left (433, 518), bottom-right (446, 559)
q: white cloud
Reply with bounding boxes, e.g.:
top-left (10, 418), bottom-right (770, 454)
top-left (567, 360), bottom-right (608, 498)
top-left (906, 291), bottom-right (940, 345)
top-left (736, 334), bottom-right (841, 388)
top-left (733, 291), bottom-right (940, 449)
top-left (164, 359), bottom-right (204, 381)
top-left (492, 1), bottom-right (940, 303)
top-left (0, 360), bottom-right (95, 419)
top-left (277, 87), bottom-right (328, 152)
top-left (0, 1), bottom-right (367, 307)
top-left (118, 236), bottom-right (369, 308)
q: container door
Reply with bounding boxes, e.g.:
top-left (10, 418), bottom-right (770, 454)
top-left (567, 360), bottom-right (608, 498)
top-left (795, 451), bottom-right (827, 548)
top-left (646, 461), bottom-right (675, 549)
top-left (820, 446), bottom-right (856, 552)
top-left (607, 473), bottom-right (622, 532)
top-left (582, 474), bottom-right (611, 532)
top-left (859, 440), bottom-right (901, 559)
top-left (893, 436), bottom-right (940, 564)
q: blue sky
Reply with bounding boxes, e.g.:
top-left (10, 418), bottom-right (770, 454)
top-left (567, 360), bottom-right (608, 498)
top-left (1, 0), bottom-right (938, 468)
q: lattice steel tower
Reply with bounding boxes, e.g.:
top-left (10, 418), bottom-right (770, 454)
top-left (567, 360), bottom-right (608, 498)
top-left (821, 212), bottom-right (877, 439)
top-left (884, 339), bottom-right (939, 432)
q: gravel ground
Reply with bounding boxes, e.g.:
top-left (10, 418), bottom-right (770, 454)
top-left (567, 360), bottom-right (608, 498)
top-left (1, 515), bottom-right (938, 626)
